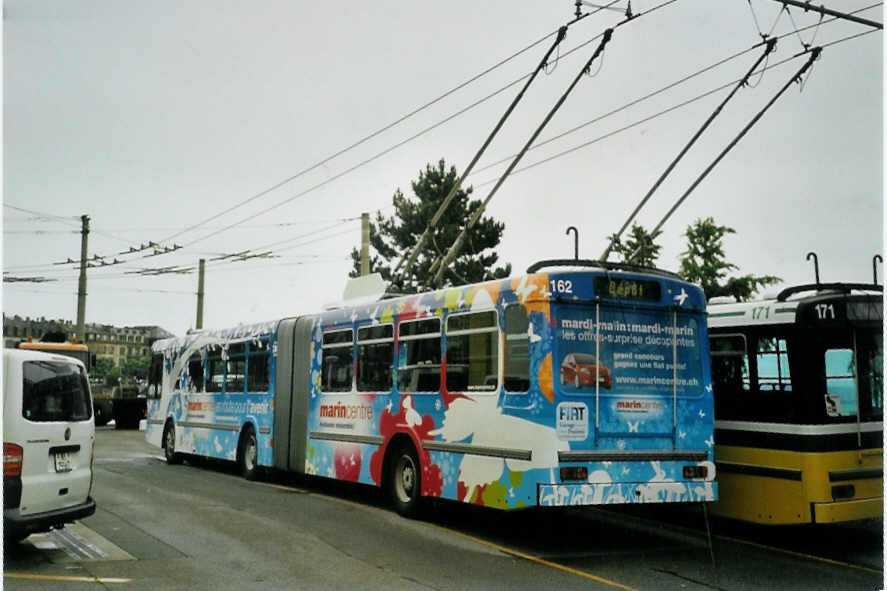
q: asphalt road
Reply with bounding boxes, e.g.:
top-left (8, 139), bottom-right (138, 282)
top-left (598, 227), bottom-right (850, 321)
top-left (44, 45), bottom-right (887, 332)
top-left (3, 427), bottom-right (883, 590)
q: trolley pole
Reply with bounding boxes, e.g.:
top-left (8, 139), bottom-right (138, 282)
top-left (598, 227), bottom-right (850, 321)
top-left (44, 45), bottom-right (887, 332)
top-left (75, 214), bottom-right (89, 343)
top-left (360, 212), bottom-right (370, 276)
top-left (764, 0), bottom-right (882, 29)
top-left (196, 258), bottom-right (205, 329)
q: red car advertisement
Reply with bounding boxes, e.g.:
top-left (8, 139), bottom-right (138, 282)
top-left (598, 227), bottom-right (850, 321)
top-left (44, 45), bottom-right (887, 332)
top-left (559, 353), bottom-right (612, 389)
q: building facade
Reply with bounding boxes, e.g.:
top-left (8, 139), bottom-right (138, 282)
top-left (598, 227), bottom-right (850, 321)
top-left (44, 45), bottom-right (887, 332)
top-left (3, 315), bottom-right (173, 367)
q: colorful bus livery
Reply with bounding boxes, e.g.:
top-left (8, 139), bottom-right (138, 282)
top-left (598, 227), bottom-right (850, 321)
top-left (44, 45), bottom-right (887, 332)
top-left (147, 263), bottom-right (717, 514)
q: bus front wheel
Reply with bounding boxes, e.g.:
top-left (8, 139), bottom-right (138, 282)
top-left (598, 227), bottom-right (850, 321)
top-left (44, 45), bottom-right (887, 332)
top-left (164, 423), bottom-right (182, 465)
top-left (388, 442), bottom-right (421, 518)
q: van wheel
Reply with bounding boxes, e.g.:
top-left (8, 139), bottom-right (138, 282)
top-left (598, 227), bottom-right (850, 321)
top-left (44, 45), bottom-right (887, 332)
top-left (164, 423), bottom-right (182, 465)
top-left (239, 427), bottom-right (259, 481)
top-left (388, 442), bottom-right (421, 518)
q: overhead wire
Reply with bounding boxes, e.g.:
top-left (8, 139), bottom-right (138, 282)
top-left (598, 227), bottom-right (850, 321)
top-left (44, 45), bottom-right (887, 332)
top-left (149, 4), bottom-right (628, 251)
top-left (467, 5), bottom-right (881, 189)
top-left (428, 0), bottom-right (681, 286)
top-left (152, 7), bottom-right (623, 247)
top-left (468, 1), bottom-right (881, 180)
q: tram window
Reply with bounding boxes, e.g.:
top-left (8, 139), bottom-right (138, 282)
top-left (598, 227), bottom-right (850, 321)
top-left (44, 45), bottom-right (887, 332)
top-left (397, 318), bottom-right (441, 393)
top-left (824, 348), bottom-right (857, 417)
top-left (247, 345), bottom-right (270, 392)
top-left (710, 335), bottom-right (750, 392)
top-left (357, 324), bottom-right (393, 392)
top-left (322, 329), bottom-right (354, 393)
top-left (504, 306), bottom-right (530, 392)
top-left (446, 311), bottom-right (498, 392)
top-left (756, 337), bottom-right (791, 391)
top-left (862, 335), bottom-right (883, 415)
top-left (188, 354), bottom-right (204, 392)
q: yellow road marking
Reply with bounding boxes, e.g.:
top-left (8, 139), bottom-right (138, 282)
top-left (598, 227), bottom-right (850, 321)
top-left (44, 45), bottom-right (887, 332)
top-left (235, 472), bottom-right (879, 583)
top-left (424, 522), bottom-right (639, 591)
top-left (715, 533), bottom-right (883, 575)
top-left (5, 573), bottom-right (131, 583)
top-left (253, 479), bottom-right (638, 590)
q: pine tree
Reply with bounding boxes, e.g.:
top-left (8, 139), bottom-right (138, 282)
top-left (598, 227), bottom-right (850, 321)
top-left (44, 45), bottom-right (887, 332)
top-left (350, 159), bottom-right (511, 292)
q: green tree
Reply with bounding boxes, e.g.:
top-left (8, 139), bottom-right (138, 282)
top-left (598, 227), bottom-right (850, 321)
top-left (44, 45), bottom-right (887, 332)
top-left (679, 217), bottom-right (780, 301)
top-left (606, 224), bottom-right (662, 267)
top-left (121, 356), bottom-right (150, 380)
top-left (350, 159), bottom-right (511, 292)
top-left (93, 357), bottom-right (116, 380)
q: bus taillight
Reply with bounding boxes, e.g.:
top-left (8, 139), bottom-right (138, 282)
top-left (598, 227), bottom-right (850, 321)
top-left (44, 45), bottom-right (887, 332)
top-left (560, 467), bottom-right (588, 481)
top-left (682, 465), bottom-right (707, 479)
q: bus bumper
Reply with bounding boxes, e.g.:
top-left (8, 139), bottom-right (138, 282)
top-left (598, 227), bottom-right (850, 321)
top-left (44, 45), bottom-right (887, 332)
top-left (538, 481), bottom-right (717, 507)
top-left (813, 497), bottom-right (883, 524)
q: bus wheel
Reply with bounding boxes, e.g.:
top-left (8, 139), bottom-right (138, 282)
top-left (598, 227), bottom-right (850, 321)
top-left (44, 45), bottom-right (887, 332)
top-left (164, 423), bottom-right (182, 465)
top-left (389, 442), bottom-right (421, 518)
top-left (239, 427), bottom-right (259, 481)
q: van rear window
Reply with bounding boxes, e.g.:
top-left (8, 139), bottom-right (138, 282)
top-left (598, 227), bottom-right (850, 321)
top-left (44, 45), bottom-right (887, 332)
top-left (22, 361), bottom-right (92, 422)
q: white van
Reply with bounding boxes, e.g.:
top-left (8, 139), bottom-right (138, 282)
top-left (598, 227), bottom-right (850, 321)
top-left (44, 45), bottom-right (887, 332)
top-left (3, 349), bottom-right (96, 543)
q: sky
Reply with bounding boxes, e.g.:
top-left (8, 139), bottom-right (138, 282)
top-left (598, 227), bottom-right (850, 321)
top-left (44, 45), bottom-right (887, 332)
top-left (2, 0), bottom-right (883, 336)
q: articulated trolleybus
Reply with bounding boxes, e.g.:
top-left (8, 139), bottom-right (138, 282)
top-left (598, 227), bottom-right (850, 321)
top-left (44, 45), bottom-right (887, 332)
top-left (708, 280), bottom-right (882, 524)
top-left (146, 261), bottom-right (716, 515)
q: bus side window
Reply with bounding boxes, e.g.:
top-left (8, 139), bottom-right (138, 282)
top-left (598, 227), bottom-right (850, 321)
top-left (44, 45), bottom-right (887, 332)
top-left (321, 329), bottom-right (354, 393)
top-left (756, 337), bottom-right (791, 391)
top-left (357, 324), bottom-right (393, 393)
top-left (397, 318), bottom-right (441, 393)
top-left (188, 354), bottom-right (204, 393)
top-left (824, 348), bottom-right (857, 417)
top-left (446, 311), bottom-right (498, 393)
top-left (247, 341), bottom-right (270, 393)
top-left (148, 353), bottom-right (163, 399)
top-left (709, 334), bottom-right (749, 419)
top-left (226, 344), bottom-right (246, 394)
top-left (206, 355), bottom-right (224, 393)
top-left (504, 306), bottom-right (530, 392)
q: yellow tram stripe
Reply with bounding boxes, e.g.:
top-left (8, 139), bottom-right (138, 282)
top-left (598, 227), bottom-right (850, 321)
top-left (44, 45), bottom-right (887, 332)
top-left (4, 572), bottom-right (132, 583)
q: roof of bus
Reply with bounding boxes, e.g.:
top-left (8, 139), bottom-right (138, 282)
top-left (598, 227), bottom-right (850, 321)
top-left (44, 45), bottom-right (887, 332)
top-left (707, 285), bottom-right (882, 328)
top-left (18, 341), bottom-right (89, 351)
top-left (151, 319), bottom-right (280, 355)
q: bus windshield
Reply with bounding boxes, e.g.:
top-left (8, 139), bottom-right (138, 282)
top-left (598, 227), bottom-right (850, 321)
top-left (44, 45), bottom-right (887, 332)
top-left (555, 304), bottom-right (704, 397)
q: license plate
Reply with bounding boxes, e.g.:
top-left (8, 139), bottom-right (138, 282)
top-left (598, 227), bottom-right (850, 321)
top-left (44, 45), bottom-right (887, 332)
top-left (53, 452), bottom-right (72, 473)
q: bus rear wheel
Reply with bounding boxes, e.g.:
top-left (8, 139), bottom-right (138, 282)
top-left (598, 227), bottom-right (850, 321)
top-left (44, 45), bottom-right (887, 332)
top-left (239, 427), bottom-right (259, 481)
top-left (388, 442), bottom-right (421, 518)
top-left (164, 423), bottom-right (182, 465)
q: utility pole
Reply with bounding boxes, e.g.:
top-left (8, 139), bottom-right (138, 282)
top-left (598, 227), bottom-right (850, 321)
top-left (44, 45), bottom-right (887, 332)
top-left (360, 213), bottom-right (370, 276)
top-left (196, 259), bottom-right (205, 329)
top-left (75, 215), bottom-right (89, 343)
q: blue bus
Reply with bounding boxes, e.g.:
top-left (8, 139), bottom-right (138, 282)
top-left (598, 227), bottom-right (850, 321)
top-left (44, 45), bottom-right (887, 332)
top-left (146, 261), bottom-right (716, 515)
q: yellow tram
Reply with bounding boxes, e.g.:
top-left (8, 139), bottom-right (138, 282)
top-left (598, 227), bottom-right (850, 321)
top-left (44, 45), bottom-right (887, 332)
top-left (707, 282), bottom-right (882, 524)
